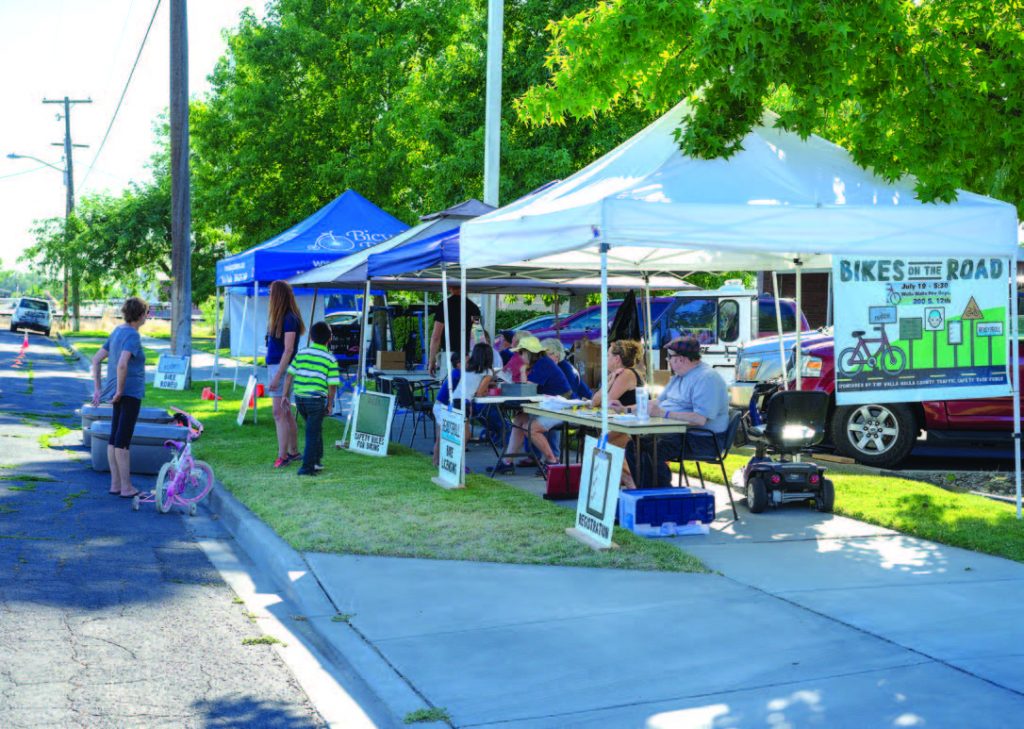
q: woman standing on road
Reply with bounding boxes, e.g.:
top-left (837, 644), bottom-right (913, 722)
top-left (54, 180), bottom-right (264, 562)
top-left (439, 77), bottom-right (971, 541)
top-left (91, 297), bottom-right (149, 498)
top-left (266, 280), bottom-right (306, 468)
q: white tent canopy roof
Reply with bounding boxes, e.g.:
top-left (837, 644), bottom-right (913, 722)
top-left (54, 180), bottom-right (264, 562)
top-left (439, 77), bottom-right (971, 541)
top-left (460, 101), bottom-right (1019, 272)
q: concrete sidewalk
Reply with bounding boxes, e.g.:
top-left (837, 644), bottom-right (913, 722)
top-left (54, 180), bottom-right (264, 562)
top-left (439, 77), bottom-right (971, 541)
top-left (296, 503), bottom-right (1024, 728)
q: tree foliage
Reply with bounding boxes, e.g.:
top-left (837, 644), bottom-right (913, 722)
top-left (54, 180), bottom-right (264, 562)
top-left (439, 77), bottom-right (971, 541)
top-left (518, 0), bottom-right (1024, 213)
top-left (22, 126), bottom-right (228, 308)
top-left (190, 0), bottom-right (653, 250)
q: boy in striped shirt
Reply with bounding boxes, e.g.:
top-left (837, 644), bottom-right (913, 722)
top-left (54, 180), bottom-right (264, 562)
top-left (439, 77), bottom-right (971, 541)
top-left (285, 321), bottom-right (341, 476)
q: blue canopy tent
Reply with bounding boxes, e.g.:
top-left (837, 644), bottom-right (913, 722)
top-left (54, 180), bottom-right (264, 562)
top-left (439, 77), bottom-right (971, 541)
top-left (215, 189), bottom-right (408, 286)
top-left (213, 189), bottom-right (408, 421)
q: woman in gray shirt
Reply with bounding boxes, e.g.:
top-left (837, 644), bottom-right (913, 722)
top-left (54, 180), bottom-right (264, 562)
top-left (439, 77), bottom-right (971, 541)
top-left (91, 297), bottom-right (149, 498)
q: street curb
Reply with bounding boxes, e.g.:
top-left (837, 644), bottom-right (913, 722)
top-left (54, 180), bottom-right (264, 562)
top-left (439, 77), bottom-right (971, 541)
top-left (206, 482), bottom-right (444, 728)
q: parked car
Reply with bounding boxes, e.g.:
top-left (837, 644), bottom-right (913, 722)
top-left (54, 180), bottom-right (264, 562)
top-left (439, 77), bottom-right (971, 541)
top-left (530, 281), bottom-right (809, 381)
top-left (512, 314), bottom-right (557, 333)
top-left (10, 297), bottom-right (52, 336)
top-left (731, 329), bottom-right (1024, 468)
top-left (325, 310), bottom-right (363, 365)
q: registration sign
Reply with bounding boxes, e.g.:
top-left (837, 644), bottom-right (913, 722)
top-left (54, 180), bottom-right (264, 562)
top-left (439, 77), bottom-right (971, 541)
top-left (568, 436), bottom-right (624, 550)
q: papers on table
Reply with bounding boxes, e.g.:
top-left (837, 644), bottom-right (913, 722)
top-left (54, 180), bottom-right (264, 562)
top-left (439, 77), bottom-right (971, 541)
top-left (538, 396), bottom-right (591, 411)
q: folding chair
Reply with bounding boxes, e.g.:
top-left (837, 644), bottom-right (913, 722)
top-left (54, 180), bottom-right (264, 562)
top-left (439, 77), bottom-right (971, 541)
top-left (677, 412), bottom-right (743, 520)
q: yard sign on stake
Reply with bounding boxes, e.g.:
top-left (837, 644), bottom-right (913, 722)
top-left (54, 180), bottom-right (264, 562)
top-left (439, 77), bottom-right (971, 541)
top-left (155, 354), bottom-right (190, 390)
top-left (433, 407), bottom-right (465, 488)
top-left (349, 390), bottom-right (396, 456)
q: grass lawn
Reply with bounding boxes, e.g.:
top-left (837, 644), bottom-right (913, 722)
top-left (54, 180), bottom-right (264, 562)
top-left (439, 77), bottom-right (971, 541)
top-left (142, 382), bottom-right (707, 573)
top-left (677, 454), bottom-right (1024, 562)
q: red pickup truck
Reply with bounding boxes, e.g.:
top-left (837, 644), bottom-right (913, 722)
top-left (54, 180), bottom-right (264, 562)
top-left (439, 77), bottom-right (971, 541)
top-left (732, 330), bottom-right (1021, 468)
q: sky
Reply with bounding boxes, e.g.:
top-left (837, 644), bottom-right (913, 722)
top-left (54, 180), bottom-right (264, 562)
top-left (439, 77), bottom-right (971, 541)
top-left (0, 0), bottom-right (267, 271)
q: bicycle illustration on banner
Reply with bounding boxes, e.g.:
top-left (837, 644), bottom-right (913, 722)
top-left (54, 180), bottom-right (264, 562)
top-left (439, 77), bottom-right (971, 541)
top-left (832, 256), bottom-right (1012, 405)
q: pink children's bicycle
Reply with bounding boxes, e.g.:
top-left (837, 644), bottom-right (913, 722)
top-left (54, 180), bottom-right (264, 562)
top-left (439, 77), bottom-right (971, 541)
top-left (132, 408), bottom-right (214, 516)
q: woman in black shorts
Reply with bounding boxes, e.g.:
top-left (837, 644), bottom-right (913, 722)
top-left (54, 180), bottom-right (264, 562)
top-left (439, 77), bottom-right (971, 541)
top-left (91, 297), bottom-right (149, 497)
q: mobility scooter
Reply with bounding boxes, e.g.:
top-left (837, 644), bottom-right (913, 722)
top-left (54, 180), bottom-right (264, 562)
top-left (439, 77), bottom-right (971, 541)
top-left (737, 382), bottom-right (835, 513)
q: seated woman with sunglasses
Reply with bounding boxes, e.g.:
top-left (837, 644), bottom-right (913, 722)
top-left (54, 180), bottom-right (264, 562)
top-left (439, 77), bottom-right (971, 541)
top-left (595, 339), bottom-right (645, 489)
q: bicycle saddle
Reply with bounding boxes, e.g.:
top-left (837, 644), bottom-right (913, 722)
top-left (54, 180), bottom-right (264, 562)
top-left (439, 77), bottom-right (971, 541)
top-left (163, 439), bottom-right (185, 451)
top-left (851, 330), bottom-right (865, 338)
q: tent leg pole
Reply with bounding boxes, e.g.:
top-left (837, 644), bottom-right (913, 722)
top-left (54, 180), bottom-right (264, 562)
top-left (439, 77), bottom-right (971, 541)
top-left (826, 269), bottom-right (833, 328)
top-left (644, 275), bottom-right (654, 382)
top-left (1011, 254), bottom-right (1021, 519)
top-left (772, 271), bottom-right (789, 388)
top-left (308, 286), bottom-right (319, 347)
top-left (441, 266), bottom-right (454, 404)
top-left (422, 291), bottom-right (428, 369)
top-left (600, 244), bottom-right (609, 442)
top-left (358, 280), bottom-right (371, 390)
top-left (795, 260), bottom-right (803, 390)
top-left (460, 266), bottom-right (468, 487)
top-left (213, 287), bottom-right (221, 412)
top-left (253, 285), bottom-right (258, 425)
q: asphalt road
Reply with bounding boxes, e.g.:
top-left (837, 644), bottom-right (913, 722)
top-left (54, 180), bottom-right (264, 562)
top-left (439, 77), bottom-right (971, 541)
top-left (0, 330), bottom-right (325, 728)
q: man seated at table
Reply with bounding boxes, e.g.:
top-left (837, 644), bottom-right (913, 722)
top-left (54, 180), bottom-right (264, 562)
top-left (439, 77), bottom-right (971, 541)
top-left (632, 336), bottom-right (730, 488)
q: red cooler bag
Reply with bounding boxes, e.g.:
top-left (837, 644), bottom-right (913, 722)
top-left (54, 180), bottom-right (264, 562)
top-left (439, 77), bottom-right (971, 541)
top-left (544, 463), bottom-right (582, 500)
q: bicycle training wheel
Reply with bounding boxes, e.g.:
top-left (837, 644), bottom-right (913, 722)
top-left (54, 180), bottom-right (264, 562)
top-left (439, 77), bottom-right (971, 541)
top-left (180, 460), bottom-right (214, 506)
top-left (155, 462), bottom-right (178, 514)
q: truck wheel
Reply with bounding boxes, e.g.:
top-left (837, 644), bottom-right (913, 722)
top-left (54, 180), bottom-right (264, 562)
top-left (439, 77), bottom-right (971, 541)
top-left (831, 403), bottom-right (916, 468)
top-left (746, 476), bottom-right (768, 513)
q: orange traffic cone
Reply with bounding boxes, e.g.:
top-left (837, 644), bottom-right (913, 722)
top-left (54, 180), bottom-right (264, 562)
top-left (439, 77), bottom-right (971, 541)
top-left (21, 331), bottom-right (28, 349)
top-left (201, 387), bottom-right (222, 401)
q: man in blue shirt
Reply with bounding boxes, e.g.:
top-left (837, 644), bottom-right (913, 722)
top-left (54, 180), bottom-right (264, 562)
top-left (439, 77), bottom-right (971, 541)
top-left (631, 336), bottom-right (730, 487)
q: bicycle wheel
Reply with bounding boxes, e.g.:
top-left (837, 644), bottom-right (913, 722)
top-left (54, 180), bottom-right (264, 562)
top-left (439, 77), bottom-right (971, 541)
top-left (155, 462), bottom-right (178, 514)
top-left (837, 347), bottom-right (864, 377)
top-left (880, 346), bottom-right (907, 375)
top-left (180, 460), bottom-right (214, 505)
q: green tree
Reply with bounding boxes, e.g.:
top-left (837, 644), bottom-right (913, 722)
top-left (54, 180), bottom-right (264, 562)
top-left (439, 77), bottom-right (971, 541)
top-left (190, 0), bottom-right (653, 249)
top-left (519, 1), bottom-right (1024, 212)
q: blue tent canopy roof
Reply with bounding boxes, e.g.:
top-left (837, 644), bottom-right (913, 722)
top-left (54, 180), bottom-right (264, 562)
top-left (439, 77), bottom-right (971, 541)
top-left (366, 229), bottom-right (459, 278)
top-left (215, 189), bottom-right (408, 286)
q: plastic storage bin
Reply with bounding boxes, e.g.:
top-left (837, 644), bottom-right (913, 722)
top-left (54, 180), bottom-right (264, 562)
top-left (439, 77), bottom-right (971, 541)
top-left (79, 404), bottom-right (174, 447)
top-left (617, 488), bottom-right (715, 537)
top-left (89, 420), bottom-right (189, 475)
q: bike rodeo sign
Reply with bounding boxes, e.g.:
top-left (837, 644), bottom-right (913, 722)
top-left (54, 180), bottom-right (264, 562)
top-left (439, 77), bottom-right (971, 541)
top-left (832, 256), bottom-right (1013, 405)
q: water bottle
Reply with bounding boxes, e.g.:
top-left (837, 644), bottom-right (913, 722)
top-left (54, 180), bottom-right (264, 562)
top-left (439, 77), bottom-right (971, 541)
top-left (635, 386), bottom-right (649, 421)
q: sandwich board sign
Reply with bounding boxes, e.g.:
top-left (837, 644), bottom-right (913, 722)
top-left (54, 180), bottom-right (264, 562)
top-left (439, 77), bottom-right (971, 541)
top-left (567, 436), bottom-right (624, 550)
top-left (237, 375), bottom-right (257, 426)
top-left (155, 354), bottom-right (189, 390)
top-left (349, 391), bottom-right (396, 456)
top-left (433, 407), bottom-right (465, 489)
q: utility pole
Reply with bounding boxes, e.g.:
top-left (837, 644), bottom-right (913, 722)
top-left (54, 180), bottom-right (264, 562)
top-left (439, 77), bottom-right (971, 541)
top-left (481, 0), bottom-right (504, 336)
top-left (170, 0), bottom-right (192, 375)
top-left (43, 96), bottom-right (91, 332)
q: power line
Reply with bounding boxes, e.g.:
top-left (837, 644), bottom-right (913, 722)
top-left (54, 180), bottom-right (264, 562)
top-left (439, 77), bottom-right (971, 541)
top-left (80, 0), bottom-right (163, 190)
top-left (0, 166), bottom-right (47, 181)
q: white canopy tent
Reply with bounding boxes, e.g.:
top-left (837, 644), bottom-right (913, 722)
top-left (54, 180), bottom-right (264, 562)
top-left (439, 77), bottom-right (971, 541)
top-left (460, 100), bottom-right (1022, 516)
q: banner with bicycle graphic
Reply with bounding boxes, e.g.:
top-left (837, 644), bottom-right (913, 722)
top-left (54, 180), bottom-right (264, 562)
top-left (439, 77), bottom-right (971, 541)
top-left (832, 256), bottom-right (1013, 405)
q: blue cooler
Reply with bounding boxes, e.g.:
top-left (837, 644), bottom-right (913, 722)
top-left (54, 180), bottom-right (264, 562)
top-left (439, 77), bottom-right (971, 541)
top-left (618, 488), bottom-right (715, 537)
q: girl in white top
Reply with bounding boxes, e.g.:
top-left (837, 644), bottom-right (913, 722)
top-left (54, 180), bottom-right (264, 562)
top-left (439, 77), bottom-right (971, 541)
top-left (454, 342), bottom-right (495, 403)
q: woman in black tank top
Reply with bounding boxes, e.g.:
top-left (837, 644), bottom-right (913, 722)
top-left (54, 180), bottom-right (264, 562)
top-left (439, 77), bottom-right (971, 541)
top-left (590, 340), bottom-right (645, 489)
